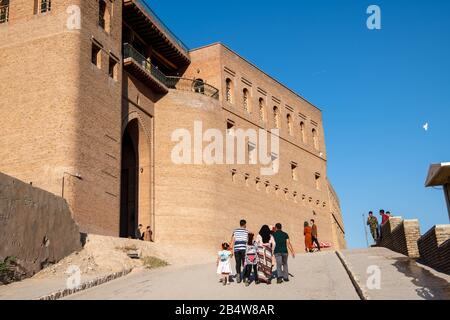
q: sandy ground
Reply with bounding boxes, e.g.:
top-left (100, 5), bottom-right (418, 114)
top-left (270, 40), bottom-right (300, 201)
top-left (0, 234), bottom-right (211, 300)
top-left (36, 234), bottom-right (211, 279)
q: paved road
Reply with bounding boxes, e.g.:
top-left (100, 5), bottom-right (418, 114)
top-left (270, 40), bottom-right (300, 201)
top-left (66, 251), bottom-right (359, 300)
top-left (2, 247), bottom-right (447, 300)
top-left (342, 248), bottom-right (450, 300)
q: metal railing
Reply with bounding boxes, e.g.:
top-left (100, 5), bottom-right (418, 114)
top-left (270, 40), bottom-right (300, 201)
top-left (123, 43), bottom-right (167, 85)
top-left (133, 0), bottom-right (189, 55)
top-left (123, 43), bottom-right (219, 99)
top-left (0, 5), bottom-right (9, 23)
top-left (166, 77), bottom-right (219, 99)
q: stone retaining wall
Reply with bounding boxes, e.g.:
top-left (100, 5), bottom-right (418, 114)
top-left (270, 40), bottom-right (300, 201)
top-left (0, 172), bottom-right (82, 283)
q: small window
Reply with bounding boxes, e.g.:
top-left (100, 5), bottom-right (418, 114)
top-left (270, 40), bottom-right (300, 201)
top-left (109, 57), bottom-right (117, 80)
top-left (99, 1), bottom-right (106, 28)
top-left (39, 0), bottom-right (51, 14)
top-left (315, 172), bottom-right (321, 190)
top-left (312, 128), bottom-right (319, 150)
top-left (271, 153), bottom-right (278, 173)
top-left (243, 88), bottom-right (250, 113)
top-left (91, 43), bottom-right (102, 68)
top-left (300, 121), bottom-right (306, 143)
top-left (287, 114), bottom-right (293, 136)
top-left (91, 43), bottom-right (102, 69)
top-left (0, 0), bottom-right (9, 24)
top-left (291, 162), bottom-right (298, 181)
top-left (226, 120), bottom-right (235, 135)
top-left (225, 78), bottom-right (233, 103)
top-left (264, 181), bottom-right (270, 193)
top-left (99, 0), bottom-right (111, 32)
top-left (259, 98), bottom-right (265, 122)
top-left (293, 191), bottom-right (298, 203)
top-left (255, 178), bottom-right (261, 191)
top-left (274, 185), bottom-right (280, 196)
top-left (231, 169), bottom-right (237, 182)
top-left (244, 174), bottom-right (250, 187)
top-left (284, 188), bottom-right (289, 200)
top-left (273, 106), bottom-right (280, 129)
top-left (248, 142), bottom-right (256, 164)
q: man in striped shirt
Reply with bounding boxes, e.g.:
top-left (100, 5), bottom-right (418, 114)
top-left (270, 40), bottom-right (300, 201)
top-left (230, 219), bottom-right (249, 284)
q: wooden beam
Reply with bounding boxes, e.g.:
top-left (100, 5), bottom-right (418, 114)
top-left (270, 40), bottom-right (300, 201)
top-left (151, 48), bottom-right (178, 70)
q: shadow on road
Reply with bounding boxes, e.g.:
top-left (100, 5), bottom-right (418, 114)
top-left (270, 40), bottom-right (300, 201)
top-left (391, 257), bottom-right (450, 300)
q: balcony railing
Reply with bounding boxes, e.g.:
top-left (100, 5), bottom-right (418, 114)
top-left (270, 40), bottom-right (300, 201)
top-left (123, 43), bottom-right (168, 86)
top-left (0, 5), bottom-right (9, 23)
top-left (132, 0), bottom-right (189, 55)
top-left (166, 77), bottom-right (219, 100)
top-left (123, 43), bottom-right (219, 99)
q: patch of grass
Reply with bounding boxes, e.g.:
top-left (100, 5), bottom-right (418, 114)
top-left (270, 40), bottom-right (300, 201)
top-left (0, 257), bottom-right (16, 274)
top-left (0, 261), bottom-right (8, 274)
top-left (0, 257), bottom-right (24, 285)
top-left (141, 256), bottom-right (168, 269)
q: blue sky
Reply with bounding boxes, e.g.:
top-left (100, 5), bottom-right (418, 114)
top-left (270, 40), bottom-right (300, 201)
top-left (147, 0), bottom-right (450, 248)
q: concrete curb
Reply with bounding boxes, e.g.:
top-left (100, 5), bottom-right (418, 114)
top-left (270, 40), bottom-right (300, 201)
top-left (335, 251), bottom-right (370, 300)
top-left (37, 268), bottom-right (133, 300)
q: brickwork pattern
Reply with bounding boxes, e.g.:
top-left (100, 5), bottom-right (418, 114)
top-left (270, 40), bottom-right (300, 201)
top-left (418, 225), bottom-right (450, 275)
top-left (0, 1), bottom-right (347, 251)
top-left (379, 217), bottom-right (420, 258)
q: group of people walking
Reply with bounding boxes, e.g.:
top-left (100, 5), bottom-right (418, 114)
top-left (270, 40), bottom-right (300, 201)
top-left (216, 219), bottom-right (322, 286)
top-left (366, 209), bottom-right (392, 242)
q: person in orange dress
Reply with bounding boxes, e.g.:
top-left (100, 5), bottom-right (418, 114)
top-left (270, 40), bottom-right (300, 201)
top-left (303, 221), bottom-right (314, 253)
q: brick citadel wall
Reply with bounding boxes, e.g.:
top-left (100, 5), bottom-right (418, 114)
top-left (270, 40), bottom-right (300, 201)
top-left (378, 216), bottom-right (449, 274)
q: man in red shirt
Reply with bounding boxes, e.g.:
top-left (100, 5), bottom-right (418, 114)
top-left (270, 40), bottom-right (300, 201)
top-left (378, 209), bottom-right (390, 239)
top-left (380, 209), bottom-right (390, 225)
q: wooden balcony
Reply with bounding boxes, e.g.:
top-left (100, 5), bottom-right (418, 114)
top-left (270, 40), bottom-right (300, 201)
top-left (123, 0), bottom-right (190, 68)
top-left (123, 43), bottom-right (169, 94)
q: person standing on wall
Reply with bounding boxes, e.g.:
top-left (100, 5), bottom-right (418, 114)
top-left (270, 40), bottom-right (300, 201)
top-left (367, 211), bottom-right (379, 241)
top-left (379, 209), bottom-right (390, 239)
top-left (272, 223), bottom-right (295, 284)
top-left (380, 209), bottom-right (390, 225)
top-left (310, 219), bottom-right (321, 251)
top-left (230, 219), bottom-right (249, 284)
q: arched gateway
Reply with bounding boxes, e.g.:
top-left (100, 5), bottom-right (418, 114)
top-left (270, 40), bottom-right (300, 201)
top-left (120, 118), bottom-right (152, 239)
